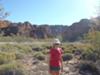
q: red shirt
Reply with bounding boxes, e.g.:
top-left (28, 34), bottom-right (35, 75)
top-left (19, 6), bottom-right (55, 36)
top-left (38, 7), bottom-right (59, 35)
top-left (49, 47), bottom-right (62, 67)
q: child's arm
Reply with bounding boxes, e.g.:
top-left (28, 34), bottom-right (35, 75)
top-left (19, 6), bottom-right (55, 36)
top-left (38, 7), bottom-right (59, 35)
top-left (60, 48), bottom-right (63, 72)
top-left (61, 57), bottom-right (63, 72)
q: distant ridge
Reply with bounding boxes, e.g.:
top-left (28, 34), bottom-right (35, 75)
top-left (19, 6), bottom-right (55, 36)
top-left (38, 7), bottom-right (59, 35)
top-left (0, 17), bottom-right (100, 42)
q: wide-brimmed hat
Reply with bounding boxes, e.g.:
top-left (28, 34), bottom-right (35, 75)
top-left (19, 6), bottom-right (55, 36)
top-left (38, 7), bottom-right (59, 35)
top-left (53, 38), bottom-right (61, 44)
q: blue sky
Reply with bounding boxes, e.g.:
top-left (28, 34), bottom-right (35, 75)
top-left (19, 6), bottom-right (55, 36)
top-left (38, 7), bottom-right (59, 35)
top-left (1, 0), bottom-right (98, 25)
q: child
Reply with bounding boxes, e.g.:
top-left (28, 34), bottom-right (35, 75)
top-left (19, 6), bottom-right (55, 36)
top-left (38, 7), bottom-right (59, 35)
top-left (49, 39), bottom-right (63, 75)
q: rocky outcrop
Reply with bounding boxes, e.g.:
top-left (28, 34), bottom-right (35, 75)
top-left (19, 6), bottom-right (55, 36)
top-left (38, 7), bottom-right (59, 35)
top-left (0, 21), bottom-right (66, 39)
top-left (0, 17), bottom-right (100, 41)
top-left (0, 20), bottom-right (10, 28)
top-left (62, 19), bottom-right (91, 42)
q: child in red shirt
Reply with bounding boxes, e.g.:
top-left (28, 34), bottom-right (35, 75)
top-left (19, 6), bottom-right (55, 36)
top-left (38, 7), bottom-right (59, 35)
top-left (49, 39), bottom-right (63, 75)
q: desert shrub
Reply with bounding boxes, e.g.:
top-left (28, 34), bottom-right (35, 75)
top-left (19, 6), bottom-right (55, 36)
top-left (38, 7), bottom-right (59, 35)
top-left (79, 62), bottom-right (100, 75)
top-left (41, 49), bottom-right (49, 55)
top-left (81, 51), bottom-right (99, 62)
top-left (0, 44), bottom-right (32, 53)
top-left (45, 46), bottom-right (52, 49)
top-left (15, 52), bottom-right (25, 59)
top-left (72, 49), bottom-right (82, 56)
top-left (14, 45), bottom-right (32, 54)
top-left (32, 47), bottom-right (43, 51)
top-left (72, 43), bottom-right (94, 52)
top-left (41, 44), bottom-right (52, 50)
top-left (62, 44), bottom-right (79, 54)
top-left (0, 35), bottom-right (34, 42)
top-left (0, 52), bottom-right (16, 64)
top-left (0, 44), bottom-right (33, 57)
top-left (33, 52), bottom-right (45, 61)
top-left (0, 44), bottom-right (17, 52)
top-left (62, 53), bottom-right (73, 61)
top-left (84, 31), bottom-right (100, 60)
top-left (0, 36), bottom-right (12, 42)
top-left (0, 62), bottom-right (27, 75)
top-left (12, 35), bottom-right (34, 42)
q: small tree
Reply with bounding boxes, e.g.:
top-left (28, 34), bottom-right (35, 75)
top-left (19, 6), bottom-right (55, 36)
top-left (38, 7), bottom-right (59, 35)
top-left (84, 19), bottom-right (100, 59)
top-left (0, 5), bottom-right (9, 20)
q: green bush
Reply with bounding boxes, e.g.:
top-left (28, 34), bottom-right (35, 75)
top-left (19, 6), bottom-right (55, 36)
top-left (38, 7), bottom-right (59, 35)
top-left (81, 51), bottom-right (99, 62)
top-left (14, 45), bottom-right (32, 54)
top-left (84, 31), bottom-right (100, 60)
top-left (0, 44), bottom-right (17, 52)
top-left (62, 53), bottom-right (73, 61)
top-left (0, 62), bottom-right (27, 75)
top-left (0, 44), bottom-right (33, 54)
top-left (33, 52), bottom-right (45, 61)
top-left (32, 47), bottom-right (43, 51)
top-left (15, 52), bottom-right (25, 59)
top-left (0, 52), bottom-right (16, 64)
top-left (0, 35), bottom-right (34, 42)
top-left (41, 49), bottom-right (49, 55)
top-left (79, 62), bottom-right (100, 75)
top-left (62, 44), bottom-right (77, 54)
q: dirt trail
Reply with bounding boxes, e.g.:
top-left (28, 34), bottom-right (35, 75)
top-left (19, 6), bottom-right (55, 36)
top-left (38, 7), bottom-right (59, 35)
top-left (21, 55), bottom-right (80, 75)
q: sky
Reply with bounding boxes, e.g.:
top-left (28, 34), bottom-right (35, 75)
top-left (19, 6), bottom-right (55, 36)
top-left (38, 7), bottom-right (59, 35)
top-left (0, 0), bottom-right (98, 25)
